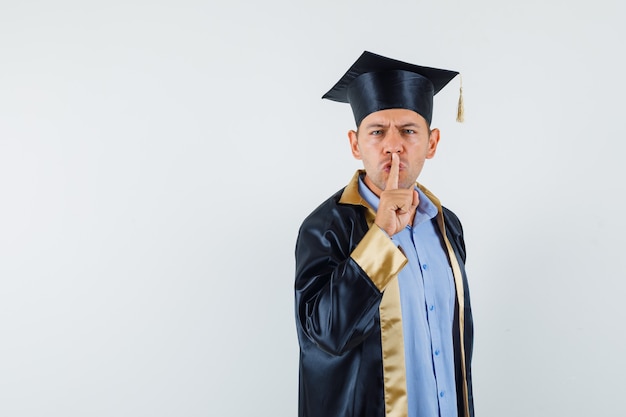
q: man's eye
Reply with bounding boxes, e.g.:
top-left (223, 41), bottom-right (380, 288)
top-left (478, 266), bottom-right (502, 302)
top-left (404, 129), bottom-right (415, 134)
top-left (370, 130), bottom-right (382, 136)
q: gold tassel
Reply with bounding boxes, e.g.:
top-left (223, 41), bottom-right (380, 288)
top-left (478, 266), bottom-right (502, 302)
top-left (456, 74), bottom-right (465, 123)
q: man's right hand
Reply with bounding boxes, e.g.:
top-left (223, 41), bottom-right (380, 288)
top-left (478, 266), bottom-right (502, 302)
top-left (374, 153), bottom-right (419, 236)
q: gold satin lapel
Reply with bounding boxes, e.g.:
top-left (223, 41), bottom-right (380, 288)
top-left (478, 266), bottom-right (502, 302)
top-left (419, 184), bottom-right (470, 417)
top-left (437, 215), bottom-right (469, 417)
top-left (379, 277), bottom-right (408, 417)
top-left (343, 174), bottom-right (409, 416)
top-left (353, 180), bottom-right (408, 417)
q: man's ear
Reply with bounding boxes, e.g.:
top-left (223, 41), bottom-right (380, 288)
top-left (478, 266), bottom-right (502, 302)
top-left (426, 128), bottom-right (441, 159)
top-left (348, 130), bottom-right (361, 160)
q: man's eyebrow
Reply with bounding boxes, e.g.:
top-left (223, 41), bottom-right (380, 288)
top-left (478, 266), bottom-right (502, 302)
top-left (363, 122), bottom-right (387, 129)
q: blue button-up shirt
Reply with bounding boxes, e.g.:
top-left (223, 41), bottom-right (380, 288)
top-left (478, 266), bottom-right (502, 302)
top-left (358, 177), bottom-right (458, 417)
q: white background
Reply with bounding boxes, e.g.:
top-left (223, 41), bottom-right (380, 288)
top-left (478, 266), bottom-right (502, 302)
top-left (1, 0), bottom-right (625, 416)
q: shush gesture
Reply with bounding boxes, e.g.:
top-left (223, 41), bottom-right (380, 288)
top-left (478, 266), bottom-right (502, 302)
top-left (375, 153), bottom-right (419, 236)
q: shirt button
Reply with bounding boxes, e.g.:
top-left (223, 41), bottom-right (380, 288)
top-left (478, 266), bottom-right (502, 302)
top-left (435, 349), bottom-right (440, 356)
top-left (429, 305), bottom-right (435, 311)
top-left (439, 391), bottom-right (445, 398)
top-left (422, 264), bottom-right (429, 271)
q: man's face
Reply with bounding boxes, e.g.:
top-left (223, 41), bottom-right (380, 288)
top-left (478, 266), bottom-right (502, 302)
top-left (348, 108), bottom-right (440, 196)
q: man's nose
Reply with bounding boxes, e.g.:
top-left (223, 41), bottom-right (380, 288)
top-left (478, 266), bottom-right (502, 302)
top-left (384, 131), bottom-right (402, 154)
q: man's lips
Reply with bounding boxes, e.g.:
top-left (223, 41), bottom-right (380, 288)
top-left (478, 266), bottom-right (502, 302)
top-left (382, 162), bottom-right (406, 172)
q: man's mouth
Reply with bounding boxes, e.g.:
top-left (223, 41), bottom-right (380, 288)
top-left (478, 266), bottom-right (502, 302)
top-left (382, 162), bottom-right (404, 172)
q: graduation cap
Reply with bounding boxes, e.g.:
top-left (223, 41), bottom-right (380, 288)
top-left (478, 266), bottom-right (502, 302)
top-left (322, 51), bottom-right (463, 126)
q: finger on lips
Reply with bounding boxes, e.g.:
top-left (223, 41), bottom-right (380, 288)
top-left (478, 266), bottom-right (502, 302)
top-left (386, 153), bottom-right (399, 190)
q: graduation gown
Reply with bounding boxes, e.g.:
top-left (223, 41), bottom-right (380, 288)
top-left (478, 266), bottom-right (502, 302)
top-left (294, 171), bottom-right (475, 417)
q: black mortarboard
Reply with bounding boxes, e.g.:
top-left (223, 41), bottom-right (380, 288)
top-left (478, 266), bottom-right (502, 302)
top-left (322, 51), bottom-right (462, 126)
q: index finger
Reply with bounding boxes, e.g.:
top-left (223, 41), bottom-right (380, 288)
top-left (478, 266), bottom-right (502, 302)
top-left (386, 153), bottom-right (399, 190)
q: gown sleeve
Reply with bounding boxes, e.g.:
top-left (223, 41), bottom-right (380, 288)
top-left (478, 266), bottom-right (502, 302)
top-left (295, 200), bottom-right (406, 356)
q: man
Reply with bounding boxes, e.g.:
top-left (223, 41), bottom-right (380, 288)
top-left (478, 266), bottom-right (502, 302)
top-left (294, 51), bottom-right (474, 417)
